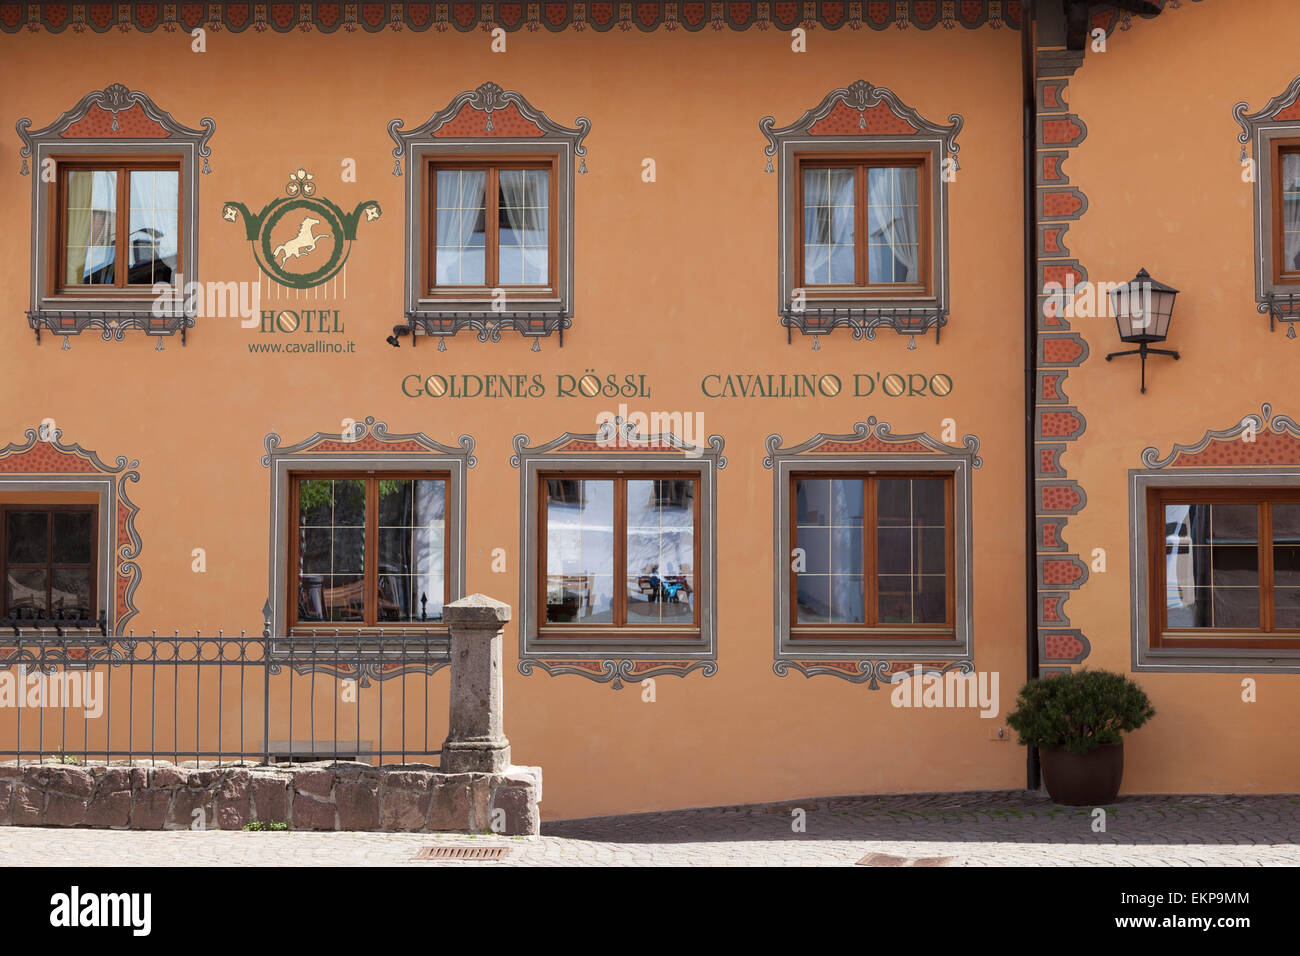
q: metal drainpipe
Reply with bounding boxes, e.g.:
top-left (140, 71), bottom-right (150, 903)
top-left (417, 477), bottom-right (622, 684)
top-left (1021, 0), bottom-right (1041, 792)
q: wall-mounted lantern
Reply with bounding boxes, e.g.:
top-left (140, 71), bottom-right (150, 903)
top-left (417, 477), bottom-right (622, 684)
top-left (1104, 267), bottom-right (1180, 394)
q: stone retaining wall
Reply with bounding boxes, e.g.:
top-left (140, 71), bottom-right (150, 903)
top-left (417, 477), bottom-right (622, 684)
top-left (0, 760), bottom-right (541, 835)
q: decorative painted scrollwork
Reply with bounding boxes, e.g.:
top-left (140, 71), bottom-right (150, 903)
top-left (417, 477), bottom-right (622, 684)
top-left (760, 79), bottom-right (964, 161)
top-left (387, 81), bottom-right (590, 176)
top-left (512, 417), bottom-right (726, 468)
top-left (773, 658), bottom-right (972, 690)
top-left (1233, 75), bottom-right (1300, 146)
top-left (763, 418), bottom-right (981, 470)
top-left (1139, 403), bottom-right (1300, 470)
top-left (261, 416), bottom-right (476, 468)
top-left (17, 82), bottom-right (215, 175)
top-left (517, 657), bottom-right (717, 690)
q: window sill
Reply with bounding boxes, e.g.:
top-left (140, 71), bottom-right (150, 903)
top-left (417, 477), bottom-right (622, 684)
top-left (1156, 632), bottom-right (1300, 651)
top-left (799, 286), bottom-right (932, 299)
top-left (1137, 643), bottom-right (1300, 674)
top-left (50, 287), bottom-right (171, 297)
top-left (791, 627), bottom-right (955, 641)
top-left (423, 288), bottom-right (558, 300)
top-left (411, 299), bottom-right (566, 314)
top-left (537, 626), bottom-right (702, 641)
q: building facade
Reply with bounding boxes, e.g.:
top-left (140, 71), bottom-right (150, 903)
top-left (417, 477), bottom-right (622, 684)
top-left (1, 0), bottom-right (1297, 819)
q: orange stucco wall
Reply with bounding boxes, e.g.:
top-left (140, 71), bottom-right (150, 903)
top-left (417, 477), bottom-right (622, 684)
top-left (12, 4), bottom-right (1289, 818)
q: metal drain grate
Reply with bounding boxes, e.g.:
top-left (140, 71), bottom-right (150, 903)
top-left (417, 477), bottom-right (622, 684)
top-left (414, 845), bottom-right (511, 861)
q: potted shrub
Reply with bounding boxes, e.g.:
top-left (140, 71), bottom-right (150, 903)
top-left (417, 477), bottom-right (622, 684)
top-left (1006, 669), bottom-right (1155, 806)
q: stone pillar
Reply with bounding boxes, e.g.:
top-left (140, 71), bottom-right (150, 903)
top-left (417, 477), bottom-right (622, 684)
top-left (441, 593), bottom-right (511, 774)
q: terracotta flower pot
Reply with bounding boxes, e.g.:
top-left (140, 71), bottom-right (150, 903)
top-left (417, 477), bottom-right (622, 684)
top-left (1039, 741), bottom-right (1124, 806)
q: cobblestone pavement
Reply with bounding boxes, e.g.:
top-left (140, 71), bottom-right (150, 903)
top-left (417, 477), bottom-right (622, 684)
top-left (2, 791), bottom-right (1299, 866)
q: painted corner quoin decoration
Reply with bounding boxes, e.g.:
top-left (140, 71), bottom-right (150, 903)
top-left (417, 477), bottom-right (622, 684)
top-left (1034, 45), bottom-right (1091, 677)
top-left (764, 418), bottom-right (979, 686)
top-left (0, 427), bottom-right (142, 637)
top-left (1029, 0), bottom-right (1208, 678)
top-left (0, 2), bottom-right (1024, 34)
top-left (511, 417), bottom-right (724, 688)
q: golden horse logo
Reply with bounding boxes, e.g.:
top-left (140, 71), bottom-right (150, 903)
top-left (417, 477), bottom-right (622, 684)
top-left (273, 216), bottom-right (331, 265)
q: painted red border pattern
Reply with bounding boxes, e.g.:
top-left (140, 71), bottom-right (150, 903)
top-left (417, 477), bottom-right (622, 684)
top-left (61, 103), bottom-right (169, 138)
top-left (0, 1), bottom-right (1211, 35)
top-left (304, 437), bottom-right (429, 453)
top-left (0, 2), bottom-right (1026, 33)
top-left (553, 437), bottom-right (683, 453)
top-left (1033, 50), bottom-right (1091, 674)
top-left (1168, 432), bottom-right (1300, 468)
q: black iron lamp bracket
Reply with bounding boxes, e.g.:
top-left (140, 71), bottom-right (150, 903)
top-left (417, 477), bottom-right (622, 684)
top-left (1105, 341), bottom-right (1179, 394)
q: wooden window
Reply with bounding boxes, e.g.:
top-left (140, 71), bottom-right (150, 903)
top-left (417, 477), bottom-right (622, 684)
top-left (1148, 487), bottom-right (1300, 649)
top-left (288, 474), bottom-right (450, 630)
top-left (1274, 141), bottom-right (1300, 285)
top-left (424, 157), bottom-right (557, 297)
top-left (1, 506), bottom-right (98, 622)
top-left (795, 154), bottom-right (931, 296)
top-left (790, 474), bottom-right (954, 639)
top-left (539, 473), bottom-right (701, 636)
top-left (53, 158), bottom-right (182, 293)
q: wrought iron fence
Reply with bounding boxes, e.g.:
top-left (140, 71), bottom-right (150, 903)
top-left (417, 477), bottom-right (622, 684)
top-left (0, 630), bottom-right (450, 767)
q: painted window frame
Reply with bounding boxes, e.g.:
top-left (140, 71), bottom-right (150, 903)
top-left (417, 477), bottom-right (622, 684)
top-left (761, 80), bottom-right (961, 342)
top-left (1270, 140), bottom-right (1300, 286)
top-left (1, 504), bottom-right (99, 623)
top-left (514, 431), bottom-right (721, 670)
top-left (793, 153), bottom-right (934, 298)
top-left (1130, 468), bottom-right (1300, 672)
top-left (1144, 486), bottom-right (1300, 648)
top-left (788, 471), bottom-right (956, 639)
top-left (389, 83), bottom-right (589, 343)
top-left (263, 423), bottom-right (472, 648)
top-left (0, 477), bottom-right (122, 638)
top-left (18, 84), bottom-right (214, 343)
top-left (51, 157), bottom-right (184, 294)
top-left (773, 456), bottom-right (972, 663)
top-left (1251, 130), bottom-right (1300, 297)
top-left (778, 139), bottom-right (948, 321)
top-left (286, 471), bottom-right (453, 631)
top-left (537, 471), bottom-right (703, 639)
top-left (422, 155), bottom-right (560, 299)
